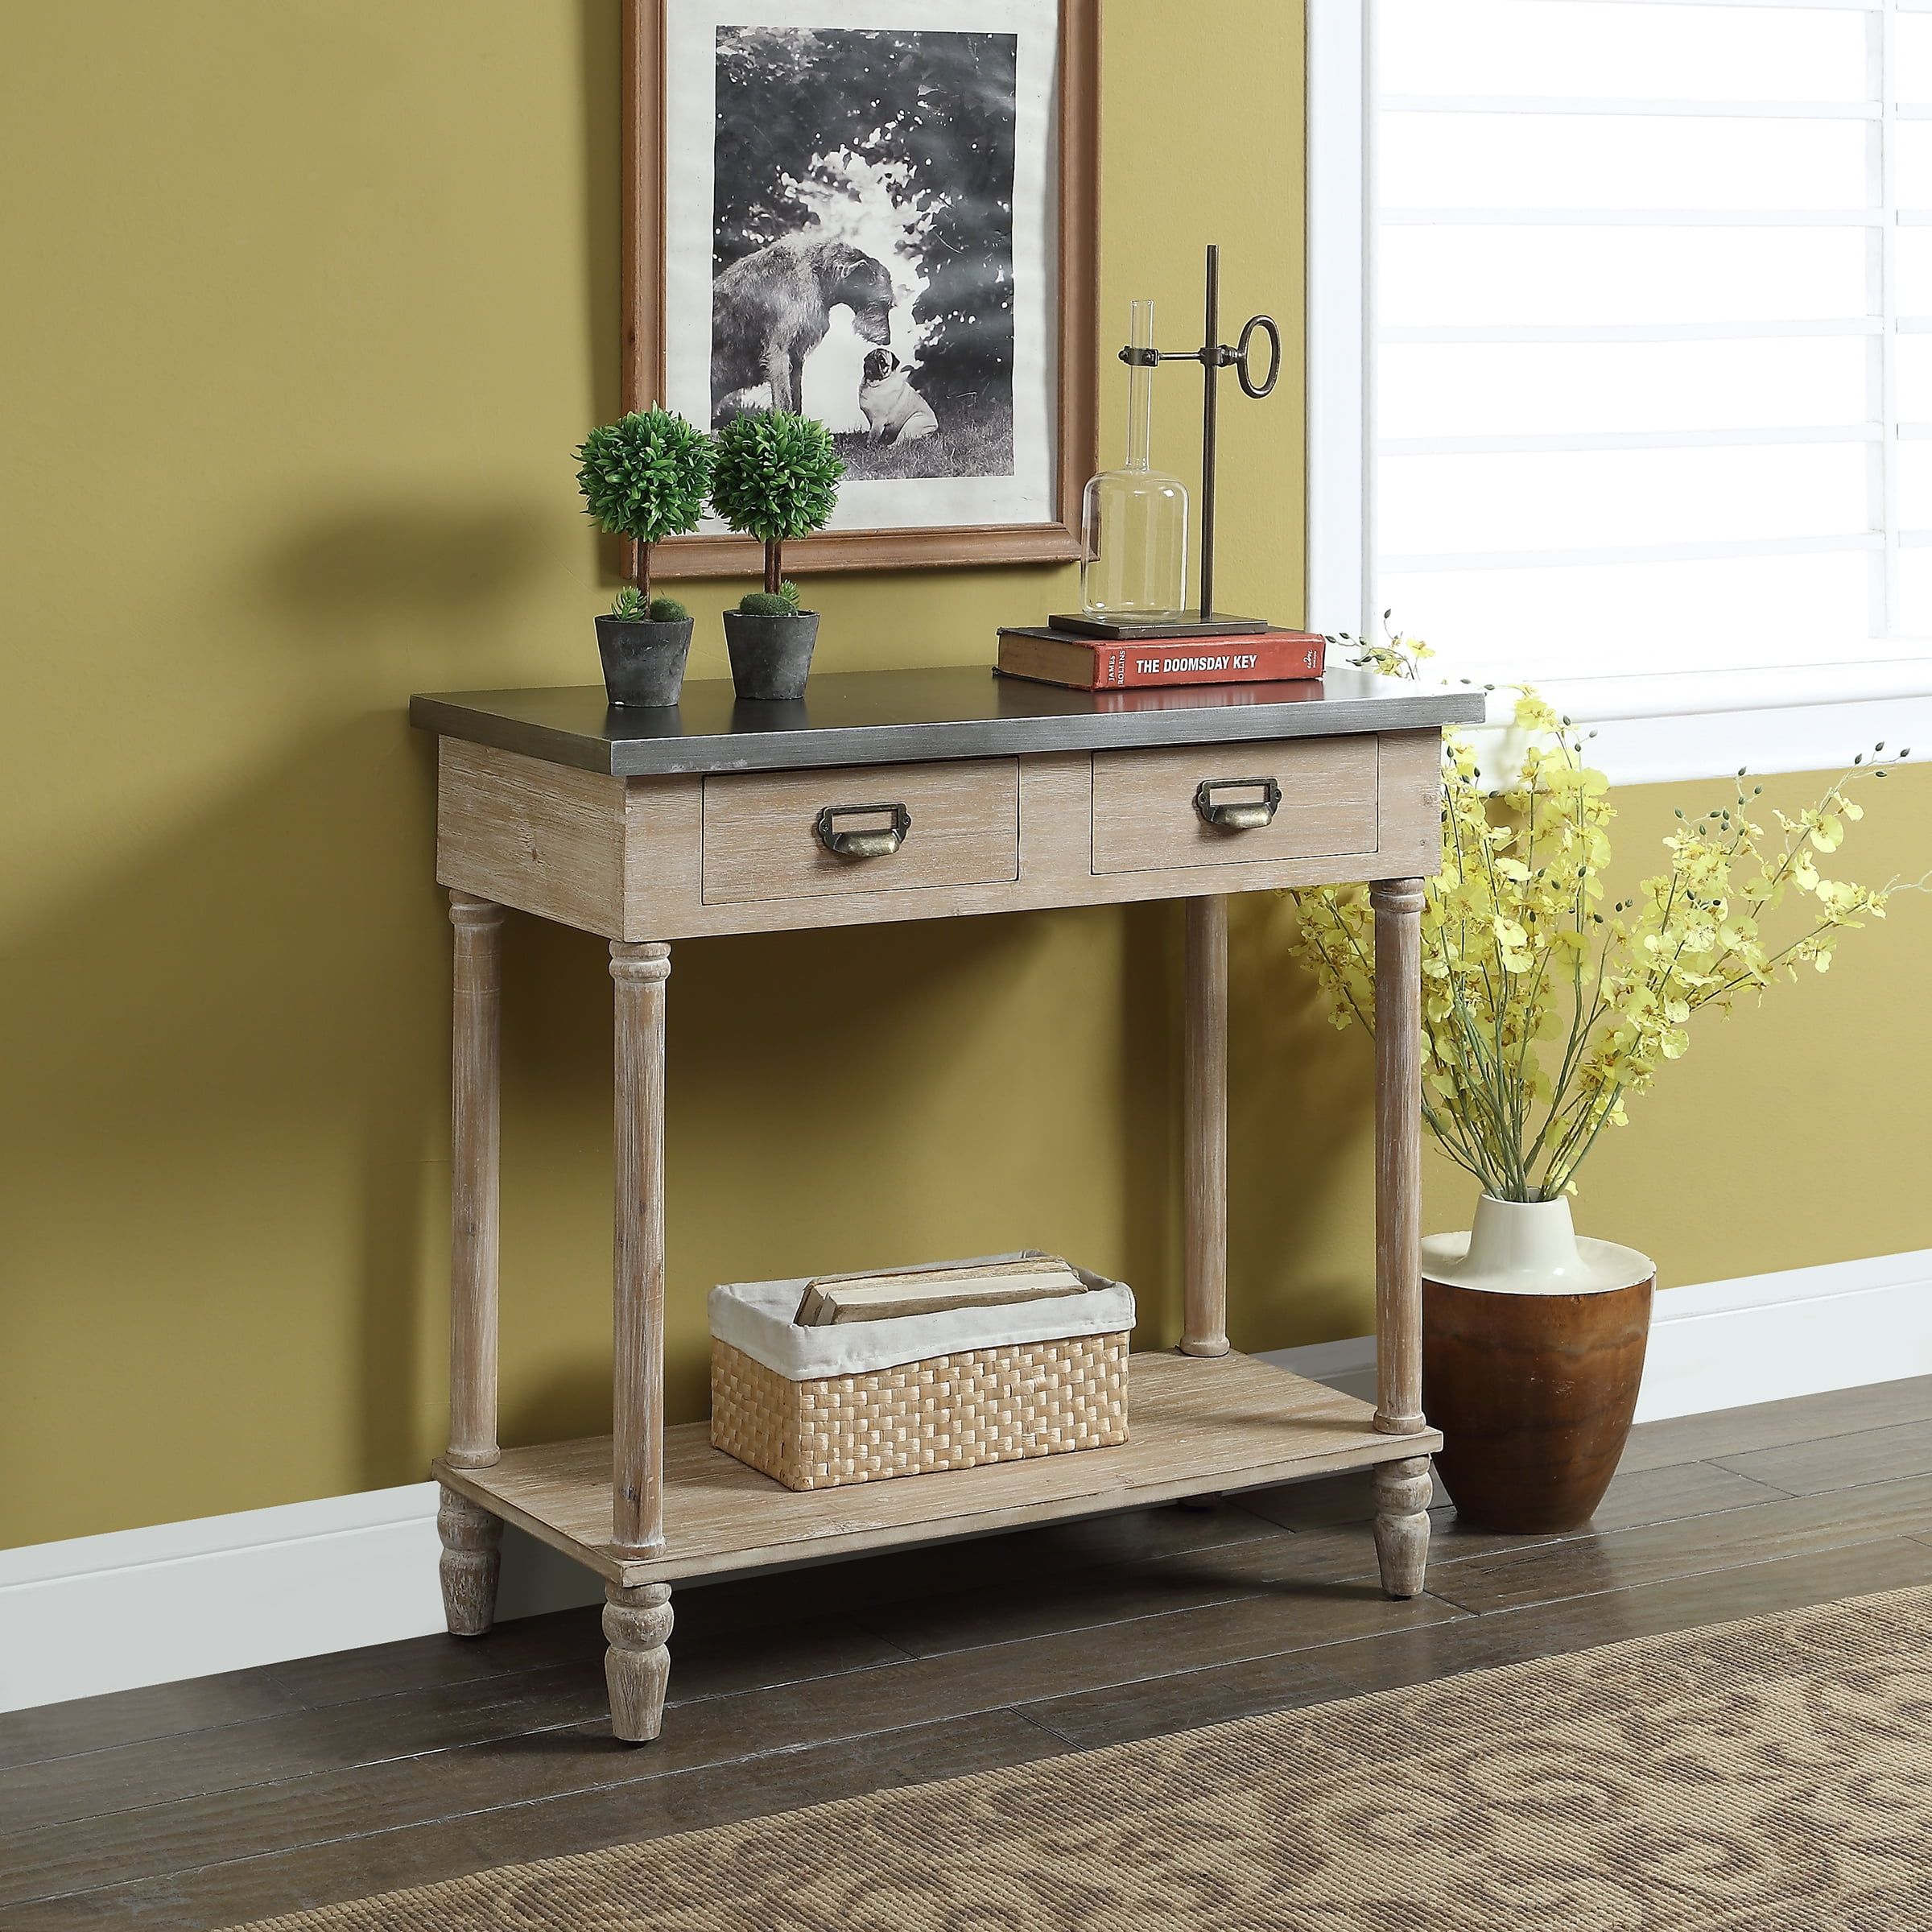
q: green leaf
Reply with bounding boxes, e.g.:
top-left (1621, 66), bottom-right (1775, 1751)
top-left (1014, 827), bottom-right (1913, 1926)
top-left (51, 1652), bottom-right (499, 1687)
top-left (575, 408), bottom-right (713, 543)
top-left (709, 410), bottom-right (844, 544)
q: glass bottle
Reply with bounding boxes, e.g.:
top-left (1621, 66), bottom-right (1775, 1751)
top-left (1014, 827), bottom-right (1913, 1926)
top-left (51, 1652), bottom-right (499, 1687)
top-left (1080, 300), bottom-right (1190, 619)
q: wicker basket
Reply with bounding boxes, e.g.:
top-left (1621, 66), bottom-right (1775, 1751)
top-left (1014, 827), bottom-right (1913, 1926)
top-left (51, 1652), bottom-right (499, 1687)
top-left (708, 1262), bottom-right (1132, 1491)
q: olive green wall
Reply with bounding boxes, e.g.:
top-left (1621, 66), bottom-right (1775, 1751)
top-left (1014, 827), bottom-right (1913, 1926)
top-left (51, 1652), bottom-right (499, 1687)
top-left (2, 3), bottom-right (1926, 1552)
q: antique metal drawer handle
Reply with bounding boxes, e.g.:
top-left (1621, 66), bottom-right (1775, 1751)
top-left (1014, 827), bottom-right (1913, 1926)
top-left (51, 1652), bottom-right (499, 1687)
top-left (814, 802), bottom-right (912, 860)
top-left (1194, 777), bottom-right (1282, 832)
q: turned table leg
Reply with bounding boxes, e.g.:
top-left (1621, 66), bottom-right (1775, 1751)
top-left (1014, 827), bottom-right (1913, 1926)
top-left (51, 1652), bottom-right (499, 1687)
top-left (1181, 894), bottom-right (1230, 1357)
top-left (609, 939), bottom-right (671, 1737)
top-left (605, 1583), bottom-right (674, 1743)
top-left (440, 892), bottom-right (504, 1636)
top-left (437, 1486), bottom-right (502, 1635)
top-left (1373, 1457), bottom-right (1432, 1600)
top-left (1370, 877), bottom-right (1431, 1600)
top-left (610, 939), bottom-right (670, 1558)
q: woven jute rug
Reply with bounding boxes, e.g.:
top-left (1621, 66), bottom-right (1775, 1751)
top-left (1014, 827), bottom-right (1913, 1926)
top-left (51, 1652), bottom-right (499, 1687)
top-left (242, 1584), bottom-right (1932, 1931)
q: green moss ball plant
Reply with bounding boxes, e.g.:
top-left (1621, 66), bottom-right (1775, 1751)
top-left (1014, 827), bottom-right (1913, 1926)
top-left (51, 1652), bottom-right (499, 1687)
top-left (734, 581), bottom-right (803, 617)
top-left (709, 411), bottom-right (844, 605)
top-left (609, 585), bottom-right (691, 623)
top-left (575, 407), bottom-right (712, 612)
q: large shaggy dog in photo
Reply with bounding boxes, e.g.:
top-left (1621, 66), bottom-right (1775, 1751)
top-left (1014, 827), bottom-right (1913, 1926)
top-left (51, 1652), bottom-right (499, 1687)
top-left (711, 236), bottom-right (894, 419)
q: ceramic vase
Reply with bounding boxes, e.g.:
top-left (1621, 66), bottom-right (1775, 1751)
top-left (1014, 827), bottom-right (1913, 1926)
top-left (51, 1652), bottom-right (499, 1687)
top-left (1422, 1195), bottom-right (1654, 1534)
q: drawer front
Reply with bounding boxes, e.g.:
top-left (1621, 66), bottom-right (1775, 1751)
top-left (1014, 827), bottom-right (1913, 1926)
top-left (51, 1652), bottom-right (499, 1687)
top-left (702, 759), bottom-right (1020, 905)
top-left (1091, 738), bottom-right (1378, 874)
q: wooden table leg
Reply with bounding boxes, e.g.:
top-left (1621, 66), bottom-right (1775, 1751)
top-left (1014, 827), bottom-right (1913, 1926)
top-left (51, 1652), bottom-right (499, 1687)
top-left (1372, 1455), bottom-right (1431, 1600)
top-left (439, 892), bottom-right (503, 1636)
top-left (436, 1487), bottom-right (502, 1637)
top-left (1370, 876), bottom-right (1430, 1599)
top-left (605, 1583), bottom-right (674, 1744)
top-left (609, 938), bottom-right (671, 1739)
top-left (1180, 894), bottom-right (1230, 1357)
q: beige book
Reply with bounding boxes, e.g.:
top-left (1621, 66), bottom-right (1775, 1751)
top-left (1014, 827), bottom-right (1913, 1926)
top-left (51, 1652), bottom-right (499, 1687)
top-left (794, 1255), bottom-right (1085, 1327)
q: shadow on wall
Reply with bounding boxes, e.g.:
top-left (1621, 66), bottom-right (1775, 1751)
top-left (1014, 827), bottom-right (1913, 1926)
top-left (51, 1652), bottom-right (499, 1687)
top-left (257, 504), bottom-right (552, 624)
top-left (1227, 891), bottom-right (1377, 1350)
top-left (577, 0), bottom-right (623, 431)
top-left (1119, 901), bottom-right (1179, 1342)
top-left (0, 714), bottom-right (451, 1543)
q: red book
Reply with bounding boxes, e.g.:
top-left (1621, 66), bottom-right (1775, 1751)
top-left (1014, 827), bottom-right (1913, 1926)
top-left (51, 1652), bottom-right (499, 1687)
top-left (996, 625), bottom-right (1326, 691)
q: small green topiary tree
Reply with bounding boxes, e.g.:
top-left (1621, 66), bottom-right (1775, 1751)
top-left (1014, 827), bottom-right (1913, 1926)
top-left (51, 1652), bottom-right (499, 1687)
top-left (710, 410), bottom-right (844, 604)
top-left (576, 407), bottom-right (712, 618)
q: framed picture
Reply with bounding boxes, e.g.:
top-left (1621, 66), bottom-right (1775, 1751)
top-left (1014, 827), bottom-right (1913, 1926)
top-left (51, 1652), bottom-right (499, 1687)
top-left (622, 0), bottom-right (1099, 576)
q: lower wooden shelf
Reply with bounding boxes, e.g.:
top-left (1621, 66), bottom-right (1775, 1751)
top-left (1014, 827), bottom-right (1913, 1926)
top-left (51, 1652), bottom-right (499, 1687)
top-left (434, 1350), bottom-right (1442, 1588)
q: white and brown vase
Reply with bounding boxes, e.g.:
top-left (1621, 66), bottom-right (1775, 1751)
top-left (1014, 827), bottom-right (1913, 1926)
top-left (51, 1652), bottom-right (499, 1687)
top-left (1422, 1195), bottom-right (1654, 1534)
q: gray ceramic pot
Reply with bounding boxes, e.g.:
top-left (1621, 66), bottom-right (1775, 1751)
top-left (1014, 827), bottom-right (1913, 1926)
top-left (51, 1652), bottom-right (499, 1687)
top-left (595, 615), bottom-right (693, 708)
top-left (722, 609), bottom-right (819, 702)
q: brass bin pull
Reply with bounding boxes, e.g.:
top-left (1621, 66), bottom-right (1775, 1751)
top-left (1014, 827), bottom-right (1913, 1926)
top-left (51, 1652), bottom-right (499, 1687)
top-left (814, 801), bottom-right (912, 860)
top-left (1194, 776), bottom-right (1282, 832)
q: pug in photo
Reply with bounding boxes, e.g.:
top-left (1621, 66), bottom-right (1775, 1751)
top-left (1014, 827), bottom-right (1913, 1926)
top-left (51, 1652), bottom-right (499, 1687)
top-left (857, 349), bottom-right (939, 445)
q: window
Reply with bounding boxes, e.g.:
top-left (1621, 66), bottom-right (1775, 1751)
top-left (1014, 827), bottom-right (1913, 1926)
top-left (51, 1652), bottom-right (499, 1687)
top-left (1308, 0), bottom-right (1932, 777)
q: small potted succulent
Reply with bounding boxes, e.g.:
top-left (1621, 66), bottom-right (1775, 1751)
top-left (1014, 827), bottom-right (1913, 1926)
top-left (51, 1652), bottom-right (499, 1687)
top-left (710, 409), bottom-right (844, 701)
top-left (576, 407), bottom-right (712, 707)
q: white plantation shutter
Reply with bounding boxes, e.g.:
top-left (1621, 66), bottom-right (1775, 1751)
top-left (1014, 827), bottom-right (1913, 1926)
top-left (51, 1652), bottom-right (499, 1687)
top-left (1308, 0), bottom-right (1932, 775)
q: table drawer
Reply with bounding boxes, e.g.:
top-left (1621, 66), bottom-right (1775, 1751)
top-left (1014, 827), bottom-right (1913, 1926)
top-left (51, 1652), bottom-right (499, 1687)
top-left (1091, 738), bottom-right (1378, 874)
top-left (701, 759), bottom-right (1020, 906)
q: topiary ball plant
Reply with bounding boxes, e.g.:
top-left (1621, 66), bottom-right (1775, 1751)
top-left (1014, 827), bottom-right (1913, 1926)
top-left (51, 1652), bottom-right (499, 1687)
top-left (709, 411), bottom-right (844, 605)
top-left (576, 407), bottom-right (712, 615)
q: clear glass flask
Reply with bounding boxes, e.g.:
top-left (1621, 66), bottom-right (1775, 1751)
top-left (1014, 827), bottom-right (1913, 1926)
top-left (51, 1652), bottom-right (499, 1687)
top-left (1080, 300), bottom-right (1190, 618)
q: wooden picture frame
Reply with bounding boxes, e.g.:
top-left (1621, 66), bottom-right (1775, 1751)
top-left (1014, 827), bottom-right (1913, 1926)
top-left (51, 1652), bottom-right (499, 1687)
top-left (621, 0), bottom-right (1100, 579)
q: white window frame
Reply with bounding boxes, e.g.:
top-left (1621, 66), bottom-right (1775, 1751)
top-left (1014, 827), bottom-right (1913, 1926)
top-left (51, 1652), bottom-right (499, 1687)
top-left (1305, 0), bottom-right (1932, 785)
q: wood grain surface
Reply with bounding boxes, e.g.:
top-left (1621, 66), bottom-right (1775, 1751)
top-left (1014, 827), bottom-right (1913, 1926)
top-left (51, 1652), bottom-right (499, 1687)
top-left (434, 1352), bottom-right (1444, 1587)
top-left (1371, 877), bottom-right (1426, 1441)
top-left (444, 894), bottom-right (502, 1473)
top-left (433, 735), bottom-right (1442, 941)
top-left (699, 759), bottom-right (1020, 906)
top-left (436, 740), bottom-right (625, 935)
top-left (1375, 730), bottom-right (1447, 879)
top-left (609, 941), bottom-right (671, 1557)
top-left (1090, 737), bottom-right (1377, 874)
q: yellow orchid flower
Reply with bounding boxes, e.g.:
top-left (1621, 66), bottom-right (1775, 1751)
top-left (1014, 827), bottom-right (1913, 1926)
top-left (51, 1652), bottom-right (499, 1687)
top-left (1286, 641), bottom-right (1908, 1203)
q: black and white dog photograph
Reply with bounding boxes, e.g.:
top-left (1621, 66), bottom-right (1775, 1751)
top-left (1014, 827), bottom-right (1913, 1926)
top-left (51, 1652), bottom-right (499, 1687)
top-left (709, 24), bottom-right (1018, 481)
top-left (662, 3), bottom-right (1059, 535)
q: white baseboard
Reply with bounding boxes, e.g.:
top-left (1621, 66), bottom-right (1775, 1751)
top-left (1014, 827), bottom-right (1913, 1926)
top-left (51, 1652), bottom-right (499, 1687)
top-left (1263, 1248), bottom-right (1932, 1426)
top-left (1626, 1249), bottom-right (1932, 1422)
top-left (6, 1247), bottom-right (1927, 1717)
top-left (0, 1483), bottom-right (601, 1715)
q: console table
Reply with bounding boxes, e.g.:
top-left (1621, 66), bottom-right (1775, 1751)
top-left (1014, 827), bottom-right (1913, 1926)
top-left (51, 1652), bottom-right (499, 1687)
top-left (410, 665), bottom-right (1483, 1743)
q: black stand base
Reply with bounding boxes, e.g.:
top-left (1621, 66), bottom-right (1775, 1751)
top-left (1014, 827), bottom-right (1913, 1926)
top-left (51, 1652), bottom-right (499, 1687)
top-left (1046, 611), bottom-right (1273, 641)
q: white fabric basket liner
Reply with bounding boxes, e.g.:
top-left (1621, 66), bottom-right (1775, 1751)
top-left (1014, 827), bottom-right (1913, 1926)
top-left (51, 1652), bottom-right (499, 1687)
top-left (708, 1253), bottom-right (1136, 1381)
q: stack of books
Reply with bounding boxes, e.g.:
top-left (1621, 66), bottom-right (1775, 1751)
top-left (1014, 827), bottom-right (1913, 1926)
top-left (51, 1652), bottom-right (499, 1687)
top-left (793, 1254), bottom-right (1085, 1327)
top-left (995, 623), bottom-right (1327, 691)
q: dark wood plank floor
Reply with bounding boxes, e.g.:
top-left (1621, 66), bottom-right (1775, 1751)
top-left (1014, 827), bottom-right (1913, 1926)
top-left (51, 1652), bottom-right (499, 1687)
top-left (9, 1375), bottom-right (1932, 1930)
